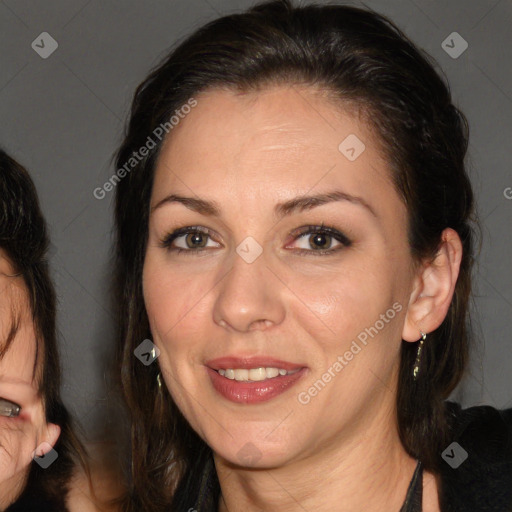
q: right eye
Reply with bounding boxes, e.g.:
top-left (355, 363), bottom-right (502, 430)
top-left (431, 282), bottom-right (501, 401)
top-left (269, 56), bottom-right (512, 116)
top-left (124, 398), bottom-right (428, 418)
top-left (159, 226), bottom-right (220, 254)
top-left (0, 398), bottom-right (21, 418)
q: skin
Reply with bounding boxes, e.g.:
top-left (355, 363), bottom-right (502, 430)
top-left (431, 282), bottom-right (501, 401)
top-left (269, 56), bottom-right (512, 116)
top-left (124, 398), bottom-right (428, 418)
top-left (66, 442), bottom-right (126, 512)
top-left (143, 85), bottom-right (462, 512)
top-left (0, 250), bottom-right (60, 510)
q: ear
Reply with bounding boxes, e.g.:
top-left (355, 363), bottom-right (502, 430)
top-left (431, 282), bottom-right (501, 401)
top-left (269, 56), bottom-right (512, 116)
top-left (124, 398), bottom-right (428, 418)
top-left (402, 228), bottom-right (463, 342)
top-left (39, 423), bottom-right (61, 454)
top-left (32, 423), bottom-right (61, 460)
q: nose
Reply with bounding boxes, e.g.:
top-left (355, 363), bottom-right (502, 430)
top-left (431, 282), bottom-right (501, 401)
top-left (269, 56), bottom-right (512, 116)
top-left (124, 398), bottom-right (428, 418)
top-left (212, 247), bottom-right (286, 333)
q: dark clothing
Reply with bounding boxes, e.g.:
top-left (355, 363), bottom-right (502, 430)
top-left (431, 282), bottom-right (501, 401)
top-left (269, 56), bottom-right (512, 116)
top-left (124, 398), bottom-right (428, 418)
top-left (438, 401), bottom-right (512, 511)
top-left (5, 494), bottom-right (66, 512)
top-left (190, 400), bottom-right (512, 512)
top-left (400, 459), bottom-right (423, 511)
top-left (4, 466), bottom-right (69, 512)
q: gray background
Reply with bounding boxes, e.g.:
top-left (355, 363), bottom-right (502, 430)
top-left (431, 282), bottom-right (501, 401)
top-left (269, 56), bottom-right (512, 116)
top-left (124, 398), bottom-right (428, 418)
top-left (0, 0), bottom-right (511, 443)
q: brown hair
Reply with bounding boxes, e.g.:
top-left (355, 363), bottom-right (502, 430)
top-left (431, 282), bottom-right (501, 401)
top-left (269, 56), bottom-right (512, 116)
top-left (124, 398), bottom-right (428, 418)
top-left (113, 1), bottom-right (477, 509)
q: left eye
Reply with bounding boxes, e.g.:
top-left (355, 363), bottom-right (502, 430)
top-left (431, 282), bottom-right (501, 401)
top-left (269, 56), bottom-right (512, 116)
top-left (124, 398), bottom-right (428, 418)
top-left (288, 226), bottom-right (352, 254)
top-left (0, 398), bottom-right (21, 418)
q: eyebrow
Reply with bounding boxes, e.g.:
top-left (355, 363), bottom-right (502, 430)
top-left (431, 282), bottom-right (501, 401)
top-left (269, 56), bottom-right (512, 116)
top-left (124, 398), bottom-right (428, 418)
top-left (151, 189), bottom-right (378, 219)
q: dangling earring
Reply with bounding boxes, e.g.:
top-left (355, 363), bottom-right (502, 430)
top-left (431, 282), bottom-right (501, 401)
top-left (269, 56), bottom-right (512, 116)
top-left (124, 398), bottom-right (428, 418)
top-left (155, 372), bottom-right (164, 412)
top-left (413, 331), bottom-right (426, 380)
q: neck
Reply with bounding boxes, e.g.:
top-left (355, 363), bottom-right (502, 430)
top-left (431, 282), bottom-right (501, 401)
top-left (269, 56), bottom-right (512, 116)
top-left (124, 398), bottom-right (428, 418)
top-left (0, 468), bottom-right (29, 511)
top-left (215, 399), bottom-right (420, 512)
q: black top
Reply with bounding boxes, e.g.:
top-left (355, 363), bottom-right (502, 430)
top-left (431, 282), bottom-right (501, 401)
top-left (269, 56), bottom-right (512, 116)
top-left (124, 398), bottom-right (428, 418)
top-left (400, 459), bottom-right (423, 512)
top-left (438, 401), bottom-right (512, 511)
top-left (4, 494), bottom-right (66, 512)
top-left (191, 400), bottom-right (512, 512)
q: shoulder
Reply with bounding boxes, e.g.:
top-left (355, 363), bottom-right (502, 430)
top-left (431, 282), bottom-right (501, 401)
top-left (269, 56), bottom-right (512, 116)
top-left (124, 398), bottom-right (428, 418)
top-left (445, 400), bottom-right (512, 446)
top-left (439, 400), bottom-right (512, 512)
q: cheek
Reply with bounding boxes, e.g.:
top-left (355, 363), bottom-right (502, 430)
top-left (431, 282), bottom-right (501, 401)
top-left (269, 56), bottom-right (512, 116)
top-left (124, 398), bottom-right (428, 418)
top-left (143, 256), bottom-right (217, 345)
top-left (142, 257), bottom-right (214, 410)
top-left (288, 259), bottom-right (398, 341)
top-left (0, 420), bottom-right (35, 479)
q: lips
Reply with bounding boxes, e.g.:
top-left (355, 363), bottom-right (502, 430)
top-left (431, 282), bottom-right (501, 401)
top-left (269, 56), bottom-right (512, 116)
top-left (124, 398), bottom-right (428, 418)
top-left (205, 355), bottom-right (307, 404)
top-left (205, 356), bottom-right (305, 372)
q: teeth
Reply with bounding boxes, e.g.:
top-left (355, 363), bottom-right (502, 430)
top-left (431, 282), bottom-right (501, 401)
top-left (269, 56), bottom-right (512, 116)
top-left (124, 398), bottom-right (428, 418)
top-left (249, 367), bottom-right (266, 381)
top-left (217, 367), bottom-right (300, 382)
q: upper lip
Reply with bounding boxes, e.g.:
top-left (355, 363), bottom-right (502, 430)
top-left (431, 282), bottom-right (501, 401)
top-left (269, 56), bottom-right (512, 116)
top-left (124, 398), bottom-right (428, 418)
top-left (205, 356), bottom-right (305, 371)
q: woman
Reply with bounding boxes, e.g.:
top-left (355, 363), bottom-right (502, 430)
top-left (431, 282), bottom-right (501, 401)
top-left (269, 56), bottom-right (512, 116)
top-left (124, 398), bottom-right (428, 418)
top-left (0, 149), bottom-right (98, 511)
top-left (112, 1), bottom-right (512, 511)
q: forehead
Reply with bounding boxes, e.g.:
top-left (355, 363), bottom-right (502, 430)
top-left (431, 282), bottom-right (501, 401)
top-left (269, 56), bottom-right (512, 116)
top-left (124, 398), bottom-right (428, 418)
top-left (152, 85), bottom-right (400, 223)
top-left (0, 262), bottom-right (38, 389)
top-left (0, 249), bottom-right (15, 276)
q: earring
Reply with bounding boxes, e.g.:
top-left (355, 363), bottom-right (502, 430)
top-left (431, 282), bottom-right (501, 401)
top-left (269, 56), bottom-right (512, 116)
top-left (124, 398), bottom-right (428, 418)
top-left (413, 331), bottom-right (426, 380)
top-left (155, 372), bottom-right (166, 417)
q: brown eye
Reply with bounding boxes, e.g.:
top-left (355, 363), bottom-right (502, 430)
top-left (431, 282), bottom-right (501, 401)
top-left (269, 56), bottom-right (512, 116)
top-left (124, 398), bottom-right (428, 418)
top-left (184, 231), bottom-right (209, 248)
top-left (0, 398), bottom-right (21, 418)
top-left (160, 226), bottom-right (220, 254)
top-left (289, 225), bottom-right (352, 255)
top-left (308, 232), bottom-right (333, 250)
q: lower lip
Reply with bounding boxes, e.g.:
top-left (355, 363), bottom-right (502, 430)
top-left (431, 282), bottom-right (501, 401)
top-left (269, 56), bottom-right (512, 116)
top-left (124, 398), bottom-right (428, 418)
top-left (206, 367), bottom-right (307, 404)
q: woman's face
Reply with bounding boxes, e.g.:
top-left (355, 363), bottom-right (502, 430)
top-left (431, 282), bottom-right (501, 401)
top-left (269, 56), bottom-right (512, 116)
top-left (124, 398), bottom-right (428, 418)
top-left (143, 85), bottom-right (417, 467)
top-left (0, 252), bottom-right (60, 506)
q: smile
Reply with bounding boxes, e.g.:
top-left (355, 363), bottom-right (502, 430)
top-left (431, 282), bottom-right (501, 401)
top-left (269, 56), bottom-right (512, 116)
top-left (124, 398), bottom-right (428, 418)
top-left (217, 367), bottom-right (301, 382)
top-left (206, 366), bottom-right (307, 404)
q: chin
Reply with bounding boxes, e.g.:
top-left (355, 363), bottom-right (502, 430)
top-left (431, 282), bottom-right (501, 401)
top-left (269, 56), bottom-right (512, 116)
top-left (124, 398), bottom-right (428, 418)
top-left (210, 432), bottom-right (300, 470)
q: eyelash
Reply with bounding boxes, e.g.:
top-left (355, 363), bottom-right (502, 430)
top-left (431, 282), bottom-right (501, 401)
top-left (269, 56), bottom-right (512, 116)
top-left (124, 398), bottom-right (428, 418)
top-left (159, 223), bottom-right (352, 256)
